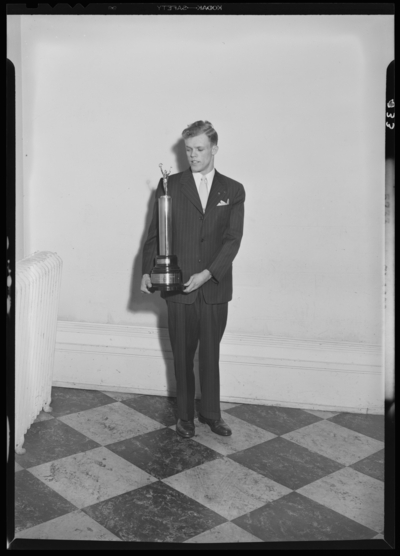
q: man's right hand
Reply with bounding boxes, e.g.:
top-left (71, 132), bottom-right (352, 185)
top-left (141, 274), bottom-right (153, 294)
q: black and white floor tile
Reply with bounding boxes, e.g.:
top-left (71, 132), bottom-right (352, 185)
top-left (14, 387), bottom-right (384, 543)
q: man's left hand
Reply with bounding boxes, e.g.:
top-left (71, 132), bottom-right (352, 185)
top-left (183, 270), bottom-right (212, 293)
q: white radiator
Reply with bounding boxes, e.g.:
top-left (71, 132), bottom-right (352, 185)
top-left (15, 251), bottom-right (63, 454)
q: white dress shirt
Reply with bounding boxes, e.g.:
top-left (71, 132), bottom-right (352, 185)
top-left (192, 168), bottom-right (215, 207)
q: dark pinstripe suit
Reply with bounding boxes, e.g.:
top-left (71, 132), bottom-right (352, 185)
top-left (142, 168), bottom-right (245, 420)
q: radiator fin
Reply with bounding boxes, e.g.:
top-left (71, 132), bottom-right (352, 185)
top-left (15, 252), bottom-right (63, 453)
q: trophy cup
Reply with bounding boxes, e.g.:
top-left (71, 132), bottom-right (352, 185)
top-left (150, 164), bottom-right (183, 291)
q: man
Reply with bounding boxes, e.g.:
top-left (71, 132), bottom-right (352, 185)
top-left (141, 121), bottom-right (245, 439)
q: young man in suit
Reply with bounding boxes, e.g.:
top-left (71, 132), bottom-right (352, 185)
top-left (141, 121), bottom-right (245, 438)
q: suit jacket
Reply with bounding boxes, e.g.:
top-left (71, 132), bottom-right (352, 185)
top-left (142, 168), bottom-right (245, 304)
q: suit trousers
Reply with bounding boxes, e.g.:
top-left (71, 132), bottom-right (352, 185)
top-left (167, 289), bottom-right (228, 421)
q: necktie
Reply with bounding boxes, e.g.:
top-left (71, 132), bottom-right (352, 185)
top-left (199, 176), bottom-right (208, 212)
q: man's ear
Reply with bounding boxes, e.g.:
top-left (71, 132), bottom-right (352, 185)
top-left (212, 145), bottom-right (219, 156)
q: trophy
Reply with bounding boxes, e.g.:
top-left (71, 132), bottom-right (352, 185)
top-left (150, 164), bottom-right (183, 291)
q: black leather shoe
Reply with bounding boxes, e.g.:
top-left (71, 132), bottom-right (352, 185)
top-left (176, 419), bottom-right (195, 438)
top-left (198, 414), bottom-right (232, 436)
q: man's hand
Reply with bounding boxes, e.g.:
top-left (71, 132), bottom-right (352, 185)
top-left (183, 270), bottom-right (212, 293)
top-left (141, 274), bottom-right (153, 294)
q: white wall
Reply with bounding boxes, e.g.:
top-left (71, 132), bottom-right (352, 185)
top-left (7, 16), bottom-right (24, 261)
top-left (17, 15), bottom-right (393, 344)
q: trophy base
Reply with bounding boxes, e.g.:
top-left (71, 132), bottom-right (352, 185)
top-left (150, 255), bottom-right (183, 291)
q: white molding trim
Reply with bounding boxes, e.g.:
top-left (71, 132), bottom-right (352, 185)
top-left (53, 321), bottom-right (384, 414)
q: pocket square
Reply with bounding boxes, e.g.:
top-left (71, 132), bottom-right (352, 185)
top-left (217, 199), bottom-right (229, 206)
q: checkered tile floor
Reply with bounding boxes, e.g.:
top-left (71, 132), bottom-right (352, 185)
top-left (14, 387), bottom-right (384, 542)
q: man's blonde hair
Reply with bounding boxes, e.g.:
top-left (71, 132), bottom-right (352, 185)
top-left (182, 120), bottom-right (218, 145)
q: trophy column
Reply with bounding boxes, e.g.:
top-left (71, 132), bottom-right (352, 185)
top-left (150, 165), bottom-right (183, 291)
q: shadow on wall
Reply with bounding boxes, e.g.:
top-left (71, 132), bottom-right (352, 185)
top-left (126, 137), bottom-right (193, 395)
top-left (171, 137), bottom-right (188, 173)
top-left (126, 188), bottom-right (166, 324)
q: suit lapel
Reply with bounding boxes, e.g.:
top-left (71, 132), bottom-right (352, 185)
top-left (180, 169), bottom-right (203, 214)
top-left (180, 168), bottom-right (228, 216)
top-left (205, 170), bottom-right (227, 217)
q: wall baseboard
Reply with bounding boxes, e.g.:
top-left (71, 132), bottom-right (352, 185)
top-left (53, 321), bottom-right (384, 414)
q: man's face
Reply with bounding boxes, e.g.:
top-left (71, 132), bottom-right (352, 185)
top-left (184, 133), bottom-right (219, 175)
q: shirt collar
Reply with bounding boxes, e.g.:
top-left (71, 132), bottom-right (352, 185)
top-left (192, 168), bottom-right (215, 188)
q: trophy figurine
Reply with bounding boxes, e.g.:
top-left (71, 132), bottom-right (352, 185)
top-left (150, 164), bottom-right (183, 291)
